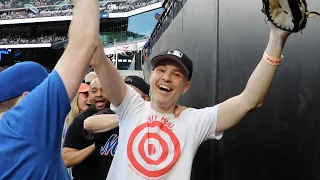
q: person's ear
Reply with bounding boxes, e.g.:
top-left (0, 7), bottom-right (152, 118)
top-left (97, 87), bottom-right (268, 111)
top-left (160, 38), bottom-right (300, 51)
top-left (15, 91), bottom-right (29, 105)
top-left (143, 95), bottom-right (149, 101)
top-left (181, 81), bottom-right (190, 94)
top-left (149, 70), bottom-right (154, 84)
top-left (21, 91), bottom-right (29, 97)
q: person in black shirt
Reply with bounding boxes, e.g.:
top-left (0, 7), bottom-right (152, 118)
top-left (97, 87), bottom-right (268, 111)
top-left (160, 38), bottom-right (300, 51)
top-left (83, 108), bottom-right (119, 180)
top-left (62, 78), bottom-right (109, 180)
top-left (82, 75), bottom-right (150, 180)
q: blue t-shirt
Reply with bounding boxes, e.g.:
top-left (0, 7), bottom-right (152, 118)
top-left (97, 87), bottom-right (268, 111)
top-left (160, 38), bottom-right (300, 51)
top-left (0, 70), bottom-right (71, 180)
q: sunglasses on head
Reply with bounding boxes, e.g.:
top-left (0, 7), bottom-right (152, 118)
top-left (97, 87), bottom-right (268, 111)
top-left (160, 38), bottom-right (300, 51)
top-left (82, 80), bottom-right (91, 85)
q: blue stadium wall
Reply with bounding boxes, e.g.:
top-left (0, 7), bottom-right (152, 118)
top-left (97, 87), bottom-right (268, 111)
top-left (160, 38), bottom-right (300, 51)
top-left (145, 0), bottom-right (320, 179)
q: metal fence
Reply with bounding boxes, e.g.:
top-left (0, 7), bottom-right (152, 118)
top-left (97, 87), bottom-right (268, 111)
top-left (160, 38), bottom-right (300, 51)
top-left (149, 0), bottom-right (188, 50)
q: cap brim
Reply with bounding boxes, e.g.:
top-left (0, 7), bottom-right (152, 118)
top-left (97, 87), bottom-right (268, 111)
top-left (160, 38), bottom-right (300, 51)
top-left (78, 83), bottom-right (90, 93)
top-left (151, 55), bottom-right (189, 77)
top-left (78, 89), bottom-right (89, 93)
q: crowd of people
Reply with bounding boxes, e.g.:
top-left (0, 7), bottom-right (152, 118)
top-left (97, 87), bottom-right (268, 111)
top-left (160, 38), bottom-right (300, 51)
top-left (0, 33), bottom-right (147, 46)
top-left (0, 0), bottom-right (65, 10)
top-left (0, 34), bottom-right (67, 45)
top-left (106, 0), bottom-right (161, 13)
top-left (0, 0), bottom-right (161, 20)
top-left (0, 9), bottom-right (72, 20)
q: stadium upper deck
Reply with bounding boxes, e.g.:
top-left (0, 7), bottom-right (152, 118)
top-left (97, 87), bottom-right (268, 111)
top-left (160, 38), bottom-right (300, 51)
top-left (0, 0), bottom-right (163, 25)
top-left (0, 0), bottom-right (165, 47)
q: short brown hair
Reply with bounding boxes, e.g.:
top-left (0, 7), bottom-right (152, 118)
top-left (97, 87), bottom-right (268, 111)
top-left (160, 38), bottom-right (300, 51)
top-left (0, 96), bottom-right (19, 113)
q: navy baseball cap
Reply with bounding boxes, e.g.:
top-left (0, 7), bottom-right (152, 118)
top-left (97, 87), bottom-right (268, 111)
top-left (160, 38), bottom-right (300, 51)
top-left (124, 75), bottom-right (150, 95)
top-left (0, 61), bottom-right (49, 103)
top-left (151, 49), bottom-right (193, 80)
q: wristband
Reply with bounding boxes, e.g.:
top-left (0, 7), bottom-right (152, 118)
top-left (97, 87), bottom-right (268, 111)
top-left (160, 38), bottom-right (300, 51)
top-left (263, 51), bottom-right (284, 66)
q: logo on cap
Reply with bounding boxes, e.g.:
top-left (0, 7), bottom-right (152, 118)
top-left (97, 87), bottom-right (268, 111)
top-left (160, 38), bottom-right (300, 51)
top-left (167, 49), bottom-right (183, 58)
top-left (125, 77), bottom-right (133, 83)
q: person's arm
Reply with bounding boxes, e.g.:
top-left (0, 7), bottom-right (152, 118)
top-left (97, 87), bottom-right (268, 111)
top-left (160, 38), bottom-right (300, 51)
top-left (84, 114), bottom-right (119, 134)
top-left (90, 40), bottom-right (127, 107)
top-left (62, 145), bottom-right (95, 168)
top-left (216, 23), bottom-right (291, 133)
top-left (82, 104), bottom-right (188, 134)
top-left (62, 113), bottom-right (96, 167)
top-left (54, 0), bottom-right (100, 101)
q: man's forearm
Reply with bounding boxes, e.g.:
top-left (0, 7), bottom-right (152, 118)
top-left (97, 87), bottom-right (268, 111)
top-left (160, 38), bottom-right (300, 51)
top-left (84, 114), bottom-right (119, 133)
top-left (242, 31), bottom-right (287, 108)
top-left (216, 25), bottom-right (291, 132)
top-left (62, 144), bottom-right (95, 168)
top-left (90, 40), bottom-right (127, 107)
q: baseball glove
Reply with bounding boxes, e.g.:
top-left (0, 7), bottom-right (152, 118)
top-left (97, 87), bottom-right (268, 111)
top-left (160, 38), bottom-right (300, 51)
top-left (261, 0), bottom-right (320, 33)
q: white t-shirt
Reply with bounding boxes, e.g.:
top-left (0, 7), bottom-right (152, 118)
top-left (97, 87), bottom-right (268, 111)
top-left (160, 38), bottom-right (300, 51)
top-left (107, 85), bottom-right (223, 180)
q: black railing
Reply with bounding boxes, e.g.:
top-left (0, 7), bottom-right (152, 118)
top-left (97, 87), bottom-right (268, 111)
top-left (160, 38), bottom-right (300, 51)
top-left (149, 0), bottom-right (188, 50)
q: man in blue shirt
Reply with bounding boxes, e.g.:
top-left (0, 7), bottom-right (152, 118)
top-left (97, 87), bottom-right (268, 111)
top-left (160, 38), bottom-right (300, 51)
top-left (0, 0), bottom-right (101, 179)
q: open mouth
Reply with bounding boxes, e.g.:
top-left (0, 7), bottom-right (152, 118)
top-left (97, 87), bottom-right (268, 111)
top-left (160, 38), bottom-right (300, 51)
top-left (85, 101), bottom-right (91, 107)
top-left (95, 100), bottom-right (105, 108)
top-left (158, 85), bottom-right (171, 92)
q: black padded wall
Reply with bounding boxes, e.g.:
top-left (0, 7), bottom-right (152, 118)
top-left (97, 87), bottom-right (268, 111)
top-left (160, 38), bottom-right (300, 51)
top-left (146, 0), bottom-right (320, 179)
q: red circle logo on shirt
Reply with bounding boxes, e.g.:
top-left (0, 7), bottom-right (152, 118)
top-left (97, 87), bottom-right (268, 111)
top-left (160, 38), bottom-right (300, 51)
top-left (127, 121), bottom-right (181, 178)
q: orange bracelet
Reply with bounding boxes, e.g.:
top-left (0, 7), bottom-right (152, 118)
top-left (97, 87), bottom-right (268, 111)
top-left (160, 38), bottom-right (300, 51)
top-left (263, 51), bottom-right (284, 66)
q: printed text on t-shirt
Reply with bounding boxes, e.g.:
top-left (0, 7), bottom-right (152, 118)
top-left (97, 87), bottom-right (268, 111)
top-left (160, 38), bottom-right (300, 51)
top-left (147, 115), bottom-right (174, 129)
